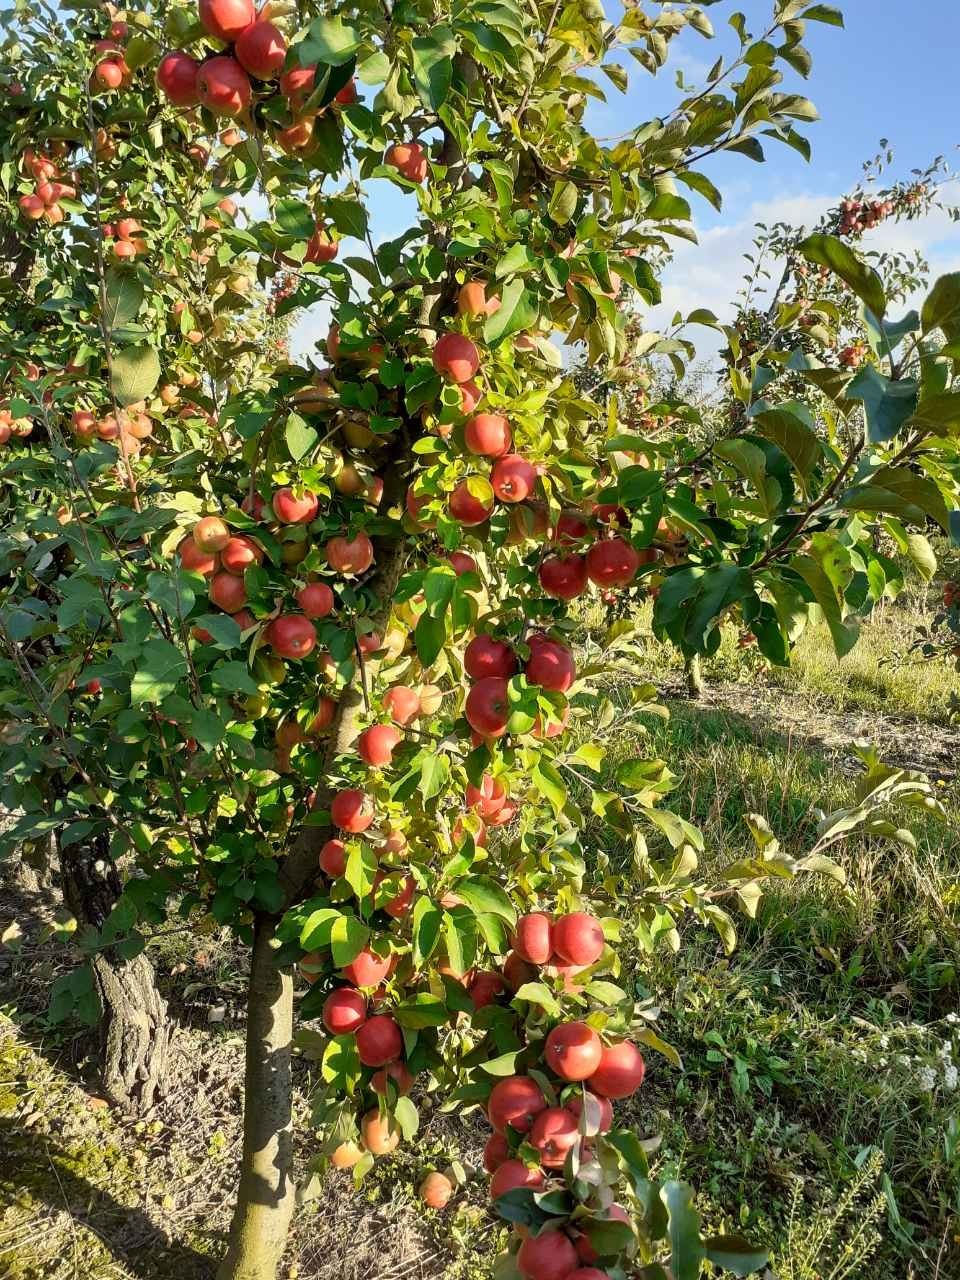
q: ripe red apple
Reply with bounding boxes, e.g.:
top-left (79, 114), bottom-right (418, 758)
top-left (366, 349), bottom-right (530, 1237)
top-left (334, 77), bottom-right (358, 105)
top-left (433, 333), bottom-right (480, 384)
top-left (516, 1228), bottom-right (580, 1280)
top-left (326, 532), bottom-right (374, 575)
top-left (483, 1132), bottom-right (510, 1173)
top-left (465, 772), bottom-right (506, 819)
top-left (306, 227), bottom-right (338, 264)
top-left (464, 634), bottom-right (517, 681)
top-left (93, 59), bottom-right (123, 90)
top-left (193, 515), bottom-right (230, 553)
top-left (331, 788), bottom-right (374, 833)
top-left (491, 454), bottom-right (537, 503)
top-left (465, 676), bottom-right (510, 737)
top-left (234, 20), bottom-right (286, 80)
top-left (459, 380), bottom-right (482, 414)
top-left (342, 947), bottom-right (393, 988)
top-left (464, 413), bottom-right (511, 458)
top-left (419, 1171), bottom-right (454, 1209)
top-left (295, 582), bottom-right (334, 619)
top-left (322, 988), bottom-right (367, 1035)
top-left (384, 685), bottom-right (420, 726)
top-left (587, 1040), bottom-right (645, 1099)
top-left (503, 951), bottom-right (537, 991)
top-left (586, 537), bottom-right (640, 588)
top-left (275, 719), bottom-right (304, 750)
top-left (378, 872), bottom-right (415, 919)
top-left (178, 538), bottom-right (218, 576)
top-left (275, 118), bottom-right (314, 154)
top-left (272, 487), bottom-right (318, 524)
top-left (355, 1014), bottom-right (402, 1067)
top-left (447, 550), bottom-right (477, 575)
top-left (371, 1061), bottom-right (414, 1095)
top-left (566, 1093), bottom-right (613, 1133)
top-left (449, 479), bottom-right (494, 526)
top-left (319, 838), bottom-right (347, 877)
top-left (358, 723), bottom-right (402, 767)
top-left (487, 1075), bottom-right (546, 1134)
top-left (384, 141), bottom-right (427, 182)
top-left (490, 1159), bottom-right (545, 1199)
top-left (307, 696), bottom-right (337, 735)
top-left (529, 1107), bottom-right (580, 1168)
top-left (539, 554), bottom-right (588, 601)
top-left (220, 534), bottom-right (263, 574)
top-left (554, 510), bottom-right (592, 543)
top-left (198, 0), bottom-right (256, 41)
top-left (468, 969), bottom-right (505, 1009)
top-left (514, 913), bottom-right (554, 965)
top-left (544, 1022), bottom-right (603, 1082)
top-left (209, 571), bottom-right (247, 612)
top-left (265, 614), bottom-right (317, 660)
top-left (525, 637), bottom-right (575, 692)
top-left (157, 51), bottom-right (200, 106)
top-left (553, 912), bottom-right (604, 966)
top-left (196, 56), bottom-right (252, 117)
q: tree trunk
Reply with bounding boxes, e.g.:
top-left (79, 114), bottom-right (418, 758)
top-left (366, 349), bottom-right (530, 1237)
top-left (218, 914), bottom-right (295, 1280)
top-left (685, 654), bottom-right (703, 698)
top-left (59, 835), bottom-right (172, 1112)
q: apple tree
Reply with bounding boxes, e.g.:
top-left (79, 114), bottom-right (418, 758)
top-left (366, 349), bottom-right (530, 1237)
top-left (1, 2), bottom-right (958, 1280)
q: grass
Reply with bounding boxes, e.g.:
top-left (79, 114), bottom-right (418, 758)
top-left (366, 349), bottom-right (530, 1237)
top-left (1, 589), bottom-right (959, 1278)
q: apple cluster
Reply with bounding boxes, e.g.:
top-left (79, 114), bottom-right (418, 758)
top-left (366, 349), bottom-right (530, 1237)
top-left (156, 0), bottom-right (358, 153)
top-left (91, 22), bottom-right (135, 92)
top-left (17, 147), bottom-right (77, 225)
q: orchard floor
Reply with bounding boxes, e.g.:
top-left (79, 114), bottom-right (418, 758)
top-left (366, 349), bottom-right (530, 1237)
top-left (2, 598), bottom-right (960, 1280)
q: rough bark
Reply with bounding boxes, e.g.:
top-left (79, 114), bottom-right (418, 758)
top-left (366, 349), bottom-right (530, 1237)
top-left (59, 834), bottom-right (172, 1113)
top-left (217, 915), bottom-right (295, 1280)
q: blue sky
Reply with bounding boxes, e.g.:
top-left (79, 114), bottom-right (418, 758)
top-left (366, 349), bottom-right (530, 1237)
top-left (293, 0), bottom-right (960, 358)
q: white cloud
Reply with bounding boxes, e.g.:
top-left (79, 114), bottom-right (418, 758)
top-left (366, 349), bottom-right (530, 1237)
top-left (645, 182), bottom-right (960, 357)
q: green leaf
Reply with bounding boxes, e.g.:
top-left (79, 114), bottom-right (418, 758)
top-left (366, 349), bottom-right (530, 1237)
top-left (661, 1182), bottom-right (706, 1280)
top-left (210, 662), bottom-right (259, 695)
top-left (103, 268), bottom-right (144, 329)
top-left (703, 1236), bottom-right (768, 1276)
top-left (411, 897), bottom-right (442, 967)
top-left (652, 564), bottom-right (754, 657)
top-left (300, 908), bottom-right (340, 951)
top-left (111, 344), bottom-right (161, 406)
top-left (791, 551), bottom-right (859, 658)
top-left (285, 412), bottom-right (318, 461)
top-left (330, 914), bottom-right (369, 967)
top-left (414, 613), bottom-right (446, 667)
top-left (394, 1095), bottom-right (420, 1139)
top-left (749, 407), bottom-right (821, 484)
top-left (299, 16), bottom-right (361, 66)
top-left (921, 272), bottom-right (960, 342)
top-left (531, 760), bottom-right (566, 815)
top-left (453, 876), bottom-right (517, 926)
top-left (903, 532), bottom-right (937, 581)
top-left (394, 992), bottom-right (449, 1028)
top-left (797, 233), bottom-right (886, 318)
top-left (840, 465), bottom-right (950, 531)
top-left (845, 366), bottom-right (918, 444)
top-left (411, 29), bottom-right (456, 109)
top-left (714, 439), bottom-right (782, 515)
top-left (548, 180), bottom-right (578, 225)
top-left (801, 4), bottom-right (844, 24)
top-left (129, 639), bottom-right (188, 705)
top-left (483, 278), bottom-right (539, 345)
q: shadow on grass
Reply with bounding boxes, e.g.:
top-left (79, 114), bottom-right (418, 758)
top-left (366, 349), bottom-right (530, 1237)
top-left (0, 1115), bottom-right (215, 1278)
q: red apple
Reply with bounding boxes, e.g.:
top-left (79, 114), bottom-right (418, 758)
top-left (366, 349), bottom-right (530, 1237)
top-left (196, 56), bottom-right (252, 118)
top-left (323, 988), bottom-right (367, 1035)
top-left (433, 333), bottom-right (480, 384)
top-left (157, 51), bottom-right (200, 106)
top-left (552, 912), bottom-right (604, 966)
top-left (514, 913), bottom-right (554, 965)
top-left (358, 723), bottom-right (402, 767)
top-left (355, 1014), bottom-right (402, 1067)
top-left (539, 554), bottom-right (588, 601)
top-left (384, 141), bottom-right (427, 182)
top-left (198, 0), bottom-right (256, 42)
top-left (296, 582), bottom-right (334, 618)
top-left (517, 1230), bottom-right (579, 1280)
top-left (265, 614), bottom-right (317, 660)
top-left (487, 1075), bottom-right (546, 1134)
top-left (449, 479), bottom-right (494, 526)
top-left (209, 571), bottom-right (247, 612)
top-left (272, 487), bottom-right (318, 524)
top-left (529, 1106), bottom-right (580, 1168)
top-left (384, 685), bottom-right (420, 726)
top-left (220, 534), bottom-right (263, 574)
top-left (464, 634), bottom-right (517, 680)
top-left (464, 413), bottom-right (511, 458)
top-left (491, 454), bottom-right (537, 503)
top-left (544, 1022), bottom-right (603, 1082)
top-left (341, 946), bottom-right (393, 987)
top-left (464, 676), bottom-right (510, 737)
top-left (331, 788), bottom-right (374, 833)
top-left (525, 637), bottom-right (575, 692)
top-left (234, 20), bottom-right (286, 80)
top-left (490, 1159), bottom-right (545, 1199)
top-left (319, 838), bottom-right (347, 877)
top-left (326, 532), bottom-right (374, 575)
top-left (587, 1040), bottom-right (645, 1099)
top-left (586, 537), bottom-right (640, 588)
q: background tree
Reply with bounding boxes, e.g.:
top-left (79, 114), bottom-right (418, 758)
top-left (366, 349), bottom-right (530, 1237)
top-left (1, 3), bottom-right (958, 1280)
